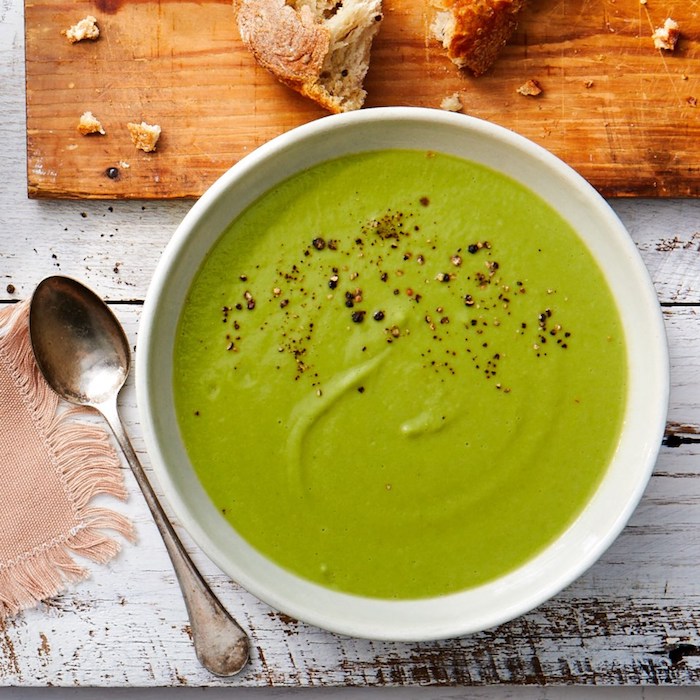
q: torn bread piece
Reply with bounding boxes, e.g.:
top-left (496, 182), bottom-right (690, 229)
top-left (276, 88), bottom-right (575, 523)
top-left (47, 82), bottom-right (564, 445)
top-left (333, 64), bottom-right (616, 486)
top-left (63, 16), bottom-right (100, 44)
top-left (127, 122), bottom-right (161, 152)
top-left (652, 18), bottom-right (680, 51)
top-left (77, 111), bottom-right (105, 135)
top-left (430, 0), bottom-right (526, 76)
top-left (234, 0), bottom-right (383, 113)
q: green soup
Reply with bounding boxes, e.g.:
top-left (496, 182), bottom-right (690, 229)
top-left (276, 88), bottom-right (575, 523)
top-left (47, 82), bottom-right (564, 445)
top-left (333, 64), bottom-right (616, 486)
top-left (173, 149), bottom-right (627, 599)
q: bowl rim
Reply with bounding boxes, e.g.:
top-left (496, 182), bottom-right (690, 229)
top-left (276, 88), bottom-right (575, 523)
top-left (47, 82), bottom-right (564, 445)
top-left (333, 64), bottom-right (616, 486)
top-left (136, 106), bottom-right (669, 641)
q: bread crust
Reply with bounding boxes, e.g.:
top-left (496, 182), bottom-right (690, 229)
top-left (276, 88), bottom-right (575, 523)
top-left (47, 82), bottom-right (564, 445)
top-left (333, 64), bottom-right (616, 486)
top-left (235, 0), bottom-right (336, 109)
top-left (235, 0), bottom-right (382, 113)
top-left (432, 0), bottom-right (526, 76)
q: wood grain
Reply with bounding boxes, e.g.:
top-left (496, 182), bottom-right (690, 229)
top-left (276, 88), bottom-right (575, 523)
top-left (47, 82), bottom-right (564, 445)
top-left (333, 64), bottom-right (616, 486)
top-left (24, 0), bottom-right (700, 199)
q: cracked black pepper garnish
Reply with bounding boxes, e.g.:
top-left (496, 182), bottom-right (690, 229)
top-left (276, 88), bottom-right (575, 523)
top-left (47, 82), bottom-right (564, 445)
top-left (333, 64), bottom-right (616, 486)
top-left (243, 291), bottom-right (256, 310)
top-left (216, 195), bottom-right (576, 397)
top-left (468, 241), bottom-right (491, 254)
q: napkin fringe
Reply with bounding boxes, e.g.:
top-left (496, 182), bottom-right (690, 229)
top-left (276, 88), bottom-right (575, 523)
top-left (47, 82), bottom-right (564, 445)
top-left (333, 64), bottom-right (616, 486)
top-left (0, 301), bottom-right (134, 619)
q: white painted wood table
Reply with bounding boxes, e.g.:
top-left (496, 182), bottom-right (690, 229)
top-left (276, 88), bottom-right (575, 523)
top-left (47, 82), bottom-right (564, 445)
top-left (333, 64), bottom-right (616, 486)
top-left (2, 0), bottom-right (700, 692)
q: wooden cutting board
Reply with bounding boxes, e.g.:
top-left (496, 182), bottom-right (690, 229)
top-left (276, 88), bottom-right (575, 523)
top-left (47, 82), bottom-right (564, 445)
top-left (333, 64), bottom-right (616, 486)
top-left (25, 0), bottom-right (700, 199)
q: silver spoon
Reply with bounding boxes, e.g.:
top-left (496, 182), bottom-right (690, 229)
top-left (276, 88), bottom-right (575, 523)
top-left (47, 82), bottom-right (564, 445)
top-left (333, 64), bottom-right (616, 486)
top-left (29, 275), bottom-right (249, 677)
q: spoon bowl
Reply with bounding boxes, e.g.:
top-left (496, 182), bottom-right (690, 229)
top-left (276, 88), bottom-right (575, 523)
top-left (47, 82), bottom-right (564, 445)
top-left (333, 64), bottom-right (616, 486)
top-left (29, 275), bottom-right (249, 677)
top-left (30, 276), bottom-right (129, 407)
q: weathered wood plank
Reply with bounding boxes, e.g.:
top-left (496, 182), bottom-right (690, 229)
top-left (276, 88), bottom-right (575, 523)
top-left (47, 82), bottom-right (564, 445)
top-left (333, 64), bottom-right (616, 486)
top-left (23, 0), bottom-right (700, 198)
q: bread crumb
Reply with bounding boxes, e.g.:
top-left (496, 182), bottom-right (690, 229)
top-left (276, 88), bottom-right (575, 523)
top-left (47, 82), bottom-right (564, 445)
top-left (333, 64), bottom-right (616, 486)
top-left (687, 96), bottom-right (697, 107)
top-left (584, 79), bottom-right (595, 89)
top-left (440, 92), bottom-right (463, 112)
top-left (639, 0), bottom-right (646, 5)
top-left (77, 111), bottom-right (105, 135)
top-left (63, 16), bottom-right (100, 44)
top-left (118, 160), bottom-right (131, 169)
top-left (127, 122), bottom-right (161, 152)
top-left (517, 79), bottom-right (543, 96)
top-left (652, 18), bottom-right (680, 51)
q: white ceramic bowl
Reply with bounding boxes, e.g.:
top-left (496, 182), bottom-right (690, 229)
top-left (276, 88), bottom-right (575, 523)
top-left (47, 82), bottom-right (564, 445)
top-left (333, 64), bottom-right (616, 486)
top-left (136, 107), bottom-right (669, 641)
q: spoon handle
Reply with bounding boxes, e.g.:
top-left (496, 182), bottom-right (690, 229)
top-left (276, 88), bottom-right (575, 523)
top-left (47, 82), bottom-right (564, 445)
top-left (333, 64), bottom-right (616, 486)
top-left (97, 398), bottom-right (249, 677)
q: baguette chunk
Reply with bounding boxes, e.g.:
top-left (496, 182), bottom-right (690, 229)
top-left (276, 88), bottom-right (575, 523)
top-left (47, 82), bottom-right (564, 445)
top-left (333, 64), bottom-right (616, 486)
top-left (235, 0), bottom-right (383, 112)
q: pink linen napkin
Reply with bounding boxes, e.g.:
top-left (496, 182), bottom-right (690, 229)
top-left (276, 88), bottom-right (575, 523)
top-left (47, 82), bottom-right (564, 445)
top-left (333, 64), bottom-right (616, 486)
top-left (0, 300), bottom-right (133, 620)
